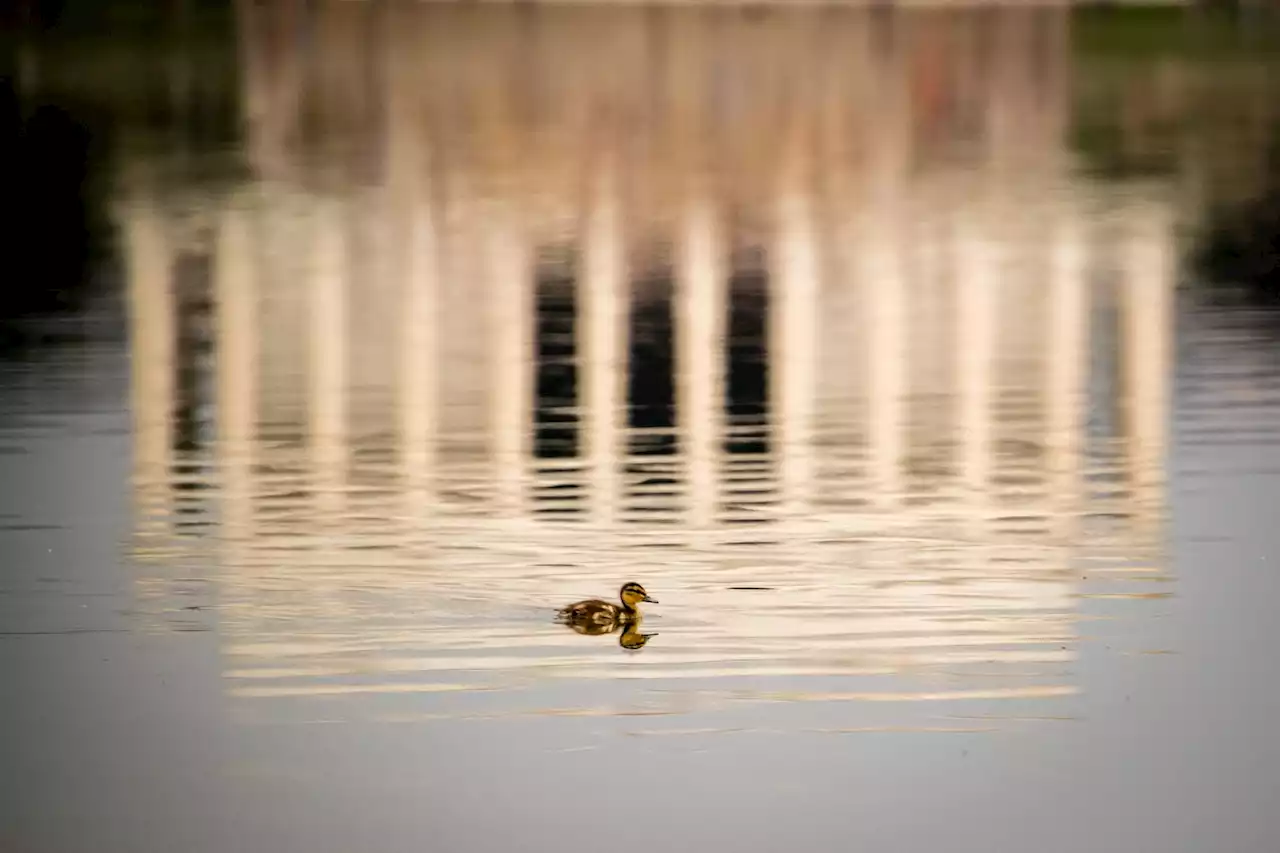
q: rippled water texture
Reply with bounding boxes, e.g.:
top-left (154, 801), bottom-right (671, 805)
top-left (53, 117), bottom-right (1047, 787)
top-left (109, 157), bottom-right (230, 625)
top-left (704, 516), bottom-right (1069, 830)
top-left (4, 4), bottom-right (1280, 853)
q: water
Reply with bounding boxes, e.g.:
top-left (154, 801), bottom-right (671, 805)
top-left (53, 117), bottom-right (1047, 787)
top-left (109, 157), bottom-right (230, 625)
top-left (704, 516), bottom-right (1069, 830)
top-left (3, 4), bottom-right (1280, 852)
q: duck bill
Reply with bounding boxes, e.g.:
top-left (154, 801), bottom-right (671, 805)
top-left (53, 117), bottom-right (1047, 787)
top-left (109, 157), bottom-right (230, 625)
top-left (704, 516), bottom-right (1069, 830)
top-left (643, 596), bottom-right (658, 603)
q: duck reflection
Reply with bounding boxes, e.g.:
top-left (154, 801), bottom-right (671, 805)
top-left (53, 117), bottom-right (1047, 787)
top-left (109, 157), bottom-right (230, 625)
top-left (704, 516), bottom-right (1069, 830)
top-left (561, 617), bottom-right (658, 651)
top-left (618, 623), bottom-right (658, 650)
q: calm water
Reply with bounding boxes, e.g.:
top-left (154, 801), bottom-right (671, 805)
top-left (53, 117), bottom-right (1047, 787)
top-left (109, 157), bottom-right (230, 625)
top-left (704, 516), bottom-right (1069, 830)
top-left (4, 4), bottom-right (1280, 852)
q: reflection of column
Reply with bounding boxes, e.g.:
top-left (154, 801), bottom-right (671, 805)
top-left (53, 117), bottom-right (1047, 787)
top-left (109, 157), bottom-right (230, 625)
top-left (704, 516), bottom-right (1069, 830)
top-left (395, 207), bottom-right (438, 551)
top-left (397, 208), bottom-right (438, 519)
top-left (863, 216), bottom-right (906, 508)
top-left (676, 195), bottom-right (724, 528)
top-left (490, 209), bottom-right (532, 517)
top-left (667, 5), bottom-right (722, 528)
top-left (772, 186), bottom-right (819, 518)
top-left (124, 201), bottom-right (175, 533)
top-left (1046, 199), bottom-right (1088, 539)
top-left (311, 202), bottom-right (348, 515)
top-left (386, 10), bottom-right (438, 533)
top-left (862, 65), bottom-right (909, 510)
top-left (826, 207), bottom-right (865, 513)
top-left (972, 16), bottom-right (1014, 537)
top-left (956, 210), bottom-right (995, 532)
top-left (215, 200), bottom-right (258, 548)
top-left (581, 162), bottom-right (627, 524)
top-left (391, 203), bottom-right (437, 527)
top-left (1122, 200), bottom-right (1172, 518)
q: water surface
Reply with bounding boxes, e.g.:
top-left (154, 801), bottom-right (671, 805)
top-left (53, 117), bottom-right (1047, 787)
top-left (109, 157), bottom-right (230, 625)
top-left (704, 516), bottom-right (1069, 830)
top-left (3, 5), bottom-right (1280, 853)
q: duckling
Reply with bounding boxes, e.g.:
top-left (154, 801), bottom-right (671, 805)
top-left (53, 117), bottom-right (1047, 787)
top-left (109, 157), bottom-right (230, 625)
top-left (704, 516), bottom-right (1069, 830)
top-left (556, 581), bottom-right (657, 629)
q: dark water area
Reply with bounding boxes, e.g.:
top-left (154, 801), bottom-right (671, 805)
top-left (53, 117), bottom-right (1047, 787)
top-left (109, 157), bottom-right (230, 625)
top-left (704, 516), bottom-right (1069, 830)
top-left (3, 4), bottom-right (1280, 853)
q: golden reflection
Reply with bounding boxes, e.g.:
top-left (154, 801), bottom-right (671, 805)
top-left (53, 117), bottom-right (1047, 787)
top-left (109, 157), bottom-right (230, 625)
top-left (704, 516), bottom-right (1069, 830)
top-left (121, 4), bottom-right (1178, 725)
top-left (562, 618), bottom-right (659, 652)
top-left (122, 199), bottom-right (174, 544)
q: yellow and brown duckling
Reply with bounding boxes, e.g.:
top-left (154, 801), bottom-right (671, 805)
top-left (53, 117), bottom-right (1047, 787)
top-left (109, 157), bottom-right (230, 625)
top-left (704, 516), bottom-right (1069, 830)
top-left (556, 581), bottom-right (657, 630)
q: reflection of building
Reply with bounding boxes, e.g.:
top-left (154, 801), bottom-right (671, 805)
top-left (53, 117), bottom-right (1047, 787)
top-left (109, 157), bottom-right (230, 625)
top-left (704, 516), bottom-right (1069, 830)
top-left (121, 5), bottom-right (1172, 717)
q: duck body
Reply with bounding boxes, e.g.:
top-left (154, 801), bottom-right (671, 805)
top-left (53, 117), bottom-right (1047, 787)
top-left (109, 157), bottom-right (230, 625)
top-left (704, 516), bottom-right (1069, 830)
top-left (558, 598), bottom-right (630, 628)
top-left (556, 581), bottom-right (657, 630)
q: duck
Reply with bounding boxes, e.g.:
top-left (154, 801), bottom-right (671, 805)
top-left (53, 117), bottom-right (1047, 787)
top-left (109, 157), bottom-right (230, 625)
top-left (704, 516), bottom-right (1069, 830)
top-left (556, 581), bottom-right (657, 630)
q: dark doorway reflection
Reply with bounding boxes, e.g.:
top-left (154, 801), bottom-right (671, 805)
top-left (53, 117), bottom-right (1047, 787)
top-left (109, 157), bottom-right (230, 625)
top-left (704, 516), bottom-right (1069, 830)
top-left (626, 262), bottom-right (678, 523)
top-left (533, 254), bottom-right (582, 517)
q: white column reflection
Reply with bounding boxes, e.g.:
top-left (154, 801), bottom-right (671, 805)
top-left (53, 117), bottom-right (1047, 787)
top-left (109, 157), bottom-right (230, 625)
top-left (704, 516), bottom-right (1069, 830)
top-left (489, 209), bottom-right (533, 518)
top-left (310, 202), bottom-right (349, 518)
top-left (1046, 197), bottom-right (1089, 539)
top-left (396, 195), bottom-right (439, 538)
top-left (124, 201), bottom-right (175, 536)
top-left (386, 14), bottom-right (439, 541)
top-left (215, 200), bottom-right (258, 548)
top-left (580, 161), bottom-right (627, 525)
top-left (862, 69), bottom-right (910, 511)
top-left (772, 183), bottom-right (820, 519)
top-left (955, 207), bottom-right (996, 536)
top-left (676, 194), bottom-right (725, 528)
top-left (1122, 199), bottom-right (1173, 525)
top-left (863, 216), bottom-right (908, 509)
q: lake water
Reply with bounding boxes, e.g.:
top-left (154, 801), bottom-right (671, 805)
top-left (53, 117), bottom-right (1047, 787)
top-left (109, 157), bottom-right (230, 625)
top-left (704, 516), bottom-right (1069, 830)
top-left (4, 4), bottom-right (1280, 852)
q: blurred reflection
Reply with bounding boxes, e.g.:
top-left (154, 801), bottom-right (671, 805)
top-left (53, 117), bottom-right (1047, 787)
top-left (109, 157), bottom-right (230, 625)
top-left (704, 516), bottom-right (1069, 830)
top-left (121, 4), bottom-right (1176, 724)
top-left (563, 619), bottom-right (659, 652)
